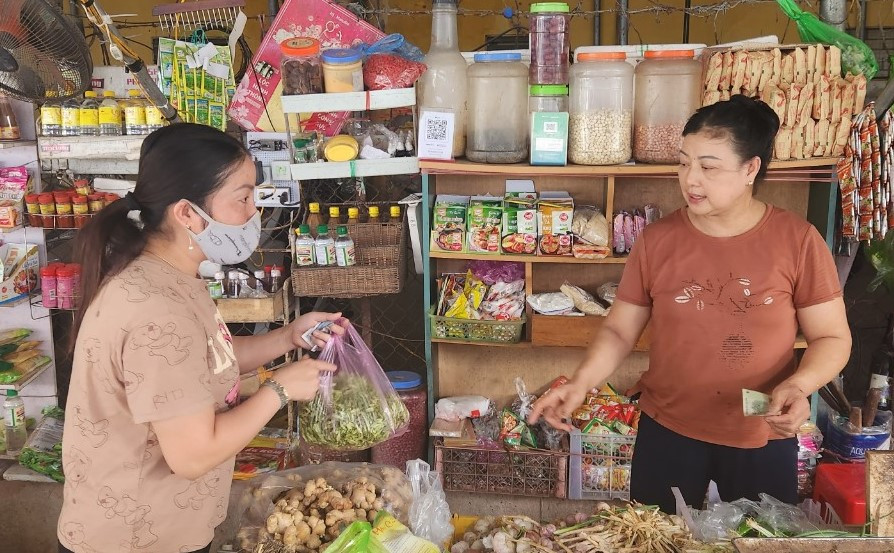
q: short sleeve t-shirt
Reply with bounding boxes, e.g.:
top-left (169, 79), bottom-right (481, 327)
top-left (58, 255), bottom-right (240, 553)
top-left (617, 206), bottom-right (841, 448)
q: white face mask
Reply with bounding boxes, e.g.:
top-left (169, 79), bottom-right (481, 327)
top-left (186, 201), bottom-right (261, 265)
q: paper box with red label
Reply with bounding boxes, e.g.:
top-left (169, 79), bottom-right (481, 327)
top-left (538, 192), bottom-right (574, 256)
top-left (502, 181), bottom-right (538, 255)
top-left (0, 244), bottom-right (38, 305)
top-left (227, 0), bottom-right (385, 133)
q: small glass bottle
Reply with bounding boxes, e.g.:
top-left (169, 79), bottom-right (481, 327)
top-left (238, 273), bottom-right (251, 297)
top-left (0, 94), bottom-right (20, 140)
top-left (79, 91), bottom-right (100, 136)
top-left (294, 224), bottom-right (316, 266)
top-left (61, 96), bottom-right (81, 136)
top-left (253, 269), bottom-right (268, 293)
top-left (99, 91), bottom-right (122, 136)
top-left (270, 265), bottom-right (284, 291)
top-left (40, 93), bottom-right (62, 136)
top-left (335, 225), bottom-right (356, 267)
top-left (314, 225), bottom-right (336, 267)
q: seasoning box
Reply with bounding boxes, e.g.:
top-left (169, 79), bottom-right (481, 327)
top-left (538, 191), bottom-right (574, 256)
top-left (502, 180), bottom-right (538, 255)
top-left (530, 111), bottom-right (569, 166)
top-left (466, 196), bottom-right (502, 254)
top-left (430, 195), bottom-right (469, 253)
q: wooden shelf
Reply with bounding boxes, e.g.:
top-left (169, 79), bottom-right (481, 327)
top-left (291, 157), bottom-right (419, 180)
top-left (431, 251), bottom-right (627, 264)
top-left (215, 281), bottom-right (290, 324)
top-left (280, 88), bottom-right (416, 114)
top-left (531, 314), bottom-right (651, 350)
top-left (420, 158), bottom-right (838, 176)
top-left (431, 338), bottom-right (532, 348)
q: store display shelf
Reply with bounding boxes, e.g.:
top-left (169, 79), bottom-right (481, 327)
top-left (290, 157), bottom-right (419, 180)
top-left (37, 135), bottom-right (146, 160)
top-left (531, 314), bottom-right (651, 350)
top-left (280, 88), bottom-right (416, 114)
top-left (431, 251), bottom-right (627, 264)
top-left (420, 157), bottom-right (838, 176)
top-left (0, 296), bottom-right (31, 309)
top-left (0, 139), bottom-right (36, 149)
top-left (0, 360), bottom-right (53, 392)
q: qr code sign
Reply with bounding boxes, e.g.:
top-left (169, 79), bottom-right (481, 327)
top-left (544, 121), bottom-right (559, 133)
top-left (425, 118), bottom-right (449, 141)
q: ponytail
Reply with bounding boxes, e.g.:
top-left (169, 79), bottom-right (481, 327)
top-left (69, 123), bottom-right (250, 352)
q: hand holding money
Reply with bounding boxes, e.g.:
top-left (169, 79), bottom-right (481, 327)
top-left (743, 389), bottom-right (773, 416)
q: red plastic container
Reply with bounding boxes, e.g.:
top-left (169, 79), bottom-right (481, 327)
top-left (813, 462), bottom-right (866, 525)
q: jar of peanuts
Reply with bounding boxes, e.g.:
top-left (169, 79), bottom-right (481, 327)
top-left (633, 50), bottom-right (701, 164)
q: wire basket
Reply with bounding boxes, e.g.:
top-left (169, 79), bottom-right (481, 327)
top-left (568, 429), bottom-right (636, 500)
top-left (429, 308), bottom-right (525, 344)
top-left (435, 442), bottom-right (568, 498)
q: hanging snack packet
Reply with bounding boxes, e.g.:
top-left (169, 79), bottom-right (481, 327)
top-left (299, 322), bottom-right (410, 451)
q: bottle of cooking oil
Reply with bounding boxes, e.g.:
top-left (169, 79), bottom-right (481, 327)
top-left (99, 91), bottom-right (122, 136)
top-left (367, 205), bottom-right (381, 223)
top-left (79, 91), bottom-right (99, 136)
top-left (145, 99), bottom-right (165, 133)
top-left (346, 207), bottom-right (360, 227)
top-left (124, 90), bottom-right (147, 135)
top-left (61, 95), bottom-right (81, 136)
top-left (40, 93), bottom-right (62, 136)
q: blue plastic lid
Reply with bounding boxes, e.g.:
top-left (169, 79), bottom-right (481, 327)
top-left (473, 52), bottom-right (522, 63)
top-left (387, 371), bottom-right (423, 390)
top-left (321, 48), bottom-right (363, 64)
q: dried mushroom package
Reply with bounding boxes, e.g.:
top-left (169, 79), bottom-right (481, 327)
top-left (299, 322), bottom-right (410, 451)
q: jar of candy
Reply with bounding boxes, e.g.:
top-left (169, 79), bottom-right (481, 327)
top-left (370, 371), bottom-right (427, 468)
top-left (529, 3), bottom-right (571, 85)
top-left (279, 37), bottom-right (323, 96)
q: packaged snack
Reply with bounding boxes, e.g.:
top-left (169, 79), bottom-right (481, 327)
top-left (430, 195), bottom-right (468, 253)
top-left (501, 197), bottom-right (538, 255)
top-left (538, 192), bottom-right (574, 256)
top-left (466, 196), bottom-right (502, 254)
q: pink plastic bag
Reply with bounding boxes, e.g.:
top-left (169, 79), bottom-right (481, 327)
top-left (298, 322), bottom-right (410, 451)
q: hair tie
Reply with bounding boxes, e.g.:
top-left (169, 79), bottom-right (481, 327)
top-left (124, 191), bottom-right (142, 212)
top-left (124, 191), bottom-right (144, 229)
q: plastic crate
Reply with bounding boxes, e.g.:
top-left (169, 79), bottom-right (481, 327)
top-left (435, 442), bottom-right (567, 498)
top-left (568, 429), bottom-right (636, 500)
top-left (429, 309), bottom-right (526, 344)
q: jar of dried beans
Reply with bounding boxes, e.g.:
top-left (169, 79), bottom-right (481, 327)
top-left (568, 51), bottom-right (634, 165)
top-left (633, 50), bottom-right (701, 164)
top-left (529, 3), bottom-right (571, 85)
top-left (371, 371), bottom-right (427, 468)
top-left (280, 37), bottom-right (323, 96)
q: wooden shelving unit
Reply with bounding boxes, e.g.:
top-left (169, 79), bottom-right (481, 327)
top-left (422, 158), bottom-right (836, 411)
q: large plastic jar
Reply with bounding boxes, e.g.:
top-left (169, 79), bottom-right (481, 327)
top-left (568, 52), bottom-right (634, 165)
top-left (529, 85), bottom-right (569, 114)
top-left (466, 52), bottom-right (529, 164)
top-left (529, 3), bottom-right (571, 85)
top-left (633, 50), bottom-right (701, 163)
top-left (371, 371), bottom-right (427, 468)
top-left (280, 37), bottom-right (323, 95)
top-left (321, 48), bottom-right (364, 93)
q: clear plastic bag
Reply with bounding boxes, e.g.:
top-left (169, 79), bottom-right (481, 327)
top-left (299, 322), bottom-right (410, 451)
top-left (571, 206), bottom-right (609, 247)
top-left (407, 460), bottom-right (453, 546)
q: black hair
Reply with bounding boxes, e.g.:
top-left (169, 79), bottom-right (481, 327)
top-left (682, 94), bottom-right (780, 182)
top-left (70, 123), bottom-right (250, 351)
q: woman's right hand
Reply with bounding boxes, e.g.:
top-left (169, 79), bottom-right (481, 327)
top-left (528, 383), bottom-right (587, 432)
top-left (273, 357), bottom-right (336, 401)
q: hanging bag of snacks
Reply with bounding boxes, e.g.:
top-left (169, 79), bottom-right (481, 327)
top-left (299, 322), bottom-right (410, 451)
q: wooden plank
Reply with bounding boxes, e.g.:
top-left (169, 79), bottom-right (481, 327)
top-left (531, 315), bottom-right (650, 350)
top-left (215, 280), bottom-right (289, 323)
top-left (867, 451), bottom-right (894, 536)
top-left (431, 251), bottom-right (626, 264)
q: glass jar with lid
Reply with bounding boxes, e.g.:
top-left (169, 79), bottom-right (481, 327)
top-left (321, 48), bottom-right (364, 93)
top-left (466, 52), bottom-right (529, 164)
top-left (633, 49), bottom-right (701, 163)
top-left (529, 2), bottom-right (571, 85)
top-left (279, 37), bottom-right (323, 96)
top-left (568, 51), bottom-right (634, 165)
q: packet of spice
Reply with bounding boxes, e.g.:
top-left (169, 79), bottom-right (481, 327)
top-left (299, 321), bottom-right (410, 451)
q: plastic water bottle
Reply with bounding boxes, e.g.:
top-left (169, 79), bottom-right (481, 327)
top-left (40, 94), bottom-right (62, 136)
top-left (335, 225), bottom-right (356, 267)
top-left (3, 390), bottom-right (26, 457)
top-left (124, 89), bottom-right (147, 135)
top-left (294, 224), bottom-right (316, 267)
top-left (79, 91), bottom-right (99, 136)
top-left (314, 225), bottom-right (335, 267)
top-left (61, 96), bottom-right (81, 136)
top-left (99, 91), bottom-right (122, 136)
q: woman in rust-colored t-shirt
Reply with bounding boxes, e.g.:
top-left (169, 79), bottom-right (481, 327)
top-left (531, 95), bottom-right (851, 512)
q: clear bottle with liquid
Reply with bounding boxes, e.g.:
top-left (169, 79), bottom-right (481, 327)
top-left (145, 100), bottom-right (165, 133)
top-left (61, 96), bottom-right (81, 136)
top-left (314, 224), bottom-right (336, 267)
top-left (3, 390), bottom-right (26, 457)
top-left (0, 94), bottom-right (20, 140)
top-left (99, 91), bottom-right (122, 136)
top-left (124, 90), bottom-right (147, 135)
top-left (40, 93), bottom-right (62, 136)
top-left (335, 225), bottom-right (357, 267)
top-left (79, 91), bottom-right (100, 136)
top-left (306, 202), bottom-right (324, 237)
top-left (294, 224), bottom-right (316, 266)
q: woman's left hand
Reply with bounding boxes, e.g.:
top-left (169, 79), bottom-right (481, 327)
top-left (765, 380), bottom-right (810, 436)
top-left (291, 312), bottom-right (345, 350)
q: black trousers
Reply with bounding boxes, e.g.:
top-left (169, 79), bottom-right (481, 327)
top-left (59, 542), bottom-right (211, 553)
top-left (630, 412), bottom-right (799, 513)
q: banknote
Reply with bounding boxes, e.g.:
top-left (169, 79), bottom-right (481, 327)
top-left (742, 389), bottom-right (772, 416)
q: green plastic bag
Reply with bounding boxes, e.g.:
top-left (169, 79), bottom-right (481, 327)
top-left (774, 0), bottom-right (878, 80)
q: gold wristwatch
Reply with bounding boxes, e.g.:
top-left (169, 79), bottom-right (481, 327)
top-left (262, 378), bottom-right (290, 408)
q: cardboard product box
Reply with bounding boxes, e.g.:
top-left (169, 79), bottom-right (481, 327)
top-left (0, 244), bottom-right (38, 305)
top-left (530, 111), bottom-right (569, 166)
top-left (0, 167), bottom-right (32, 229)
top-left (502, 180), bottom-right (538, 255)
top-left (538, 192), bottom-right (574, 256)
top-left (466, 196), bottom-right (503, 254)
top-left (91, 65), bottom-right (161, 97)
top-left (430, 195), bottom-right (469, 253)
